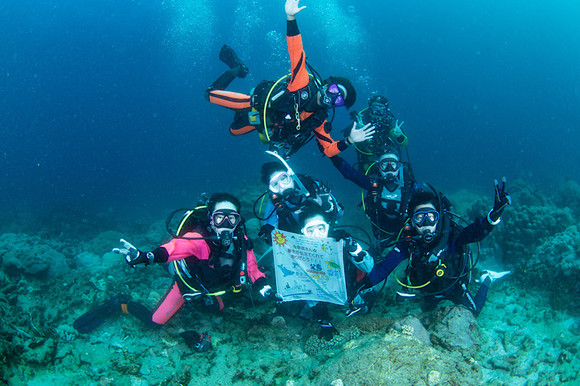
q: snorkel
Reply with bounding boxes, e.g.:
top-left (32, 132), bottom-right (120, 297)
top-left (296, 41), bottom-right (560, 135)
top-left (265, 150), bottom-right (310, 197)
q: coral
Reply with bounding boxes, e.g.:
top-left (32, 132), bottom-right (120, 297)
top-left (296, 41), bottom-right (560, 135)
top-left (555, 179), bottom-right (580, 217)
top-left (519, 226), bottom-right (580, 313)
top-left (497, 205), bottom-right (574, 263)
top-left (393, 316), bottom-right (431, 346)
top-left (303, 327), bottom-right (361, 356)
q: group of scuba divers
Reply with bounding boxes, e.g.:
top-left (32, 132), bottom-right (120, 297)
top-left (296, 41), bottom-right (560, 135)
top-left (74, 0), bottom-right (512, 352)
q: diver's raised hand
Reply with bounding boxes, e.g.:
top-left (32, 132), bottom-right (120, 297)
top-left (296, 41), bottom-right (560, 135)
top-left (113, 239), bottom-right (153, 267)
top-left (488, 177), bottom-right (511, 225)
top-left (392, 120), bottom-right (405, 137)
top-left (347, 122), bottom-right (375, 145)
top-left (286, 0), bottom-right (306, 20)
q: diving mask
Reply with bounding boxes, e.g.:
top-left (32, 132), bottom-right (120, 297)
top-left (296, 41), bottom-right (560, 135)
top-left (269, 171), bottom-right (294, 194)
top-left (379, 158), bottom-right (400, 173)
top-left (211, 209), bottom-right (240, 229)
top-left (322, 84), bottom-right (345, 107)
top-left (301, 219), bottom-right (330, 239)
top-left (412, 210), bottom-right (439, 227)
top-left (370, 104), bottom-right (388, 117)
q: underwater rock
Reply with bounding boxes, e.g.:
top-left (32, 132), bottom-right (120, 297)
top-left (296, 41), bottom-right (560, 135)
top-left (270, 315), bottom-right (287, 329)
top-left (430, 306), bottom-right (479, 356)
top-left (0, 233), bottom-right (70, 278)
top-left (25, 338), bottom-right (57, 365)
top-left (315, 330), bottom-right (481, 384)
top-left (75, 251), bottom-right (101, 270)
top-left (393, 316), bottom-right (431, 346)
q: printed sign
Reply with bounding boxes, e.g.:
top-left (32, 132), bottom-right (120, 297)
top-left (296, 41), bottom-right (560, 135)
top-left (271, 229), bottom-right (346, 305)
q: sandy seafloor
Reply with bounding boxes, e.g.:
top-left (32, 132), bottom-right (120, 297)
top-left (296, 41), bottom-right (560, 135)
top-left (1, 178), bottom-right (579, 385)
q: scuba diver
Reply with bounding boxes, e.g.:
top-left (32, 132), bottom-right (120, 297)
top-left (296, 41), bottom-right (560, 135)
top-left (350, 94), bottom-right (407, 174)
top-left (276, 203), bottom-right (376, 341)
top-left (256, 151), bottom-right (342, 241)
top-left (330, 143), bottom-right (416, 255)
top-left (73, 193), bottom-right (273, 351)
top-left (355, 179), bottom-right (512, 316)
top-left (204, 0), bottom-right (374, 159)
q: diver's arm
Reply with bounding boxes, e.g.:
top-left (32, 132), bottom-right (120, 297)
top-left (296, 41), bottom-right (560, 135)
top-left (456, 178), bottom-right (511, 246)
top-left (454, 217), bottom-right (493, 248)
top-left (286, 1), bottom-right (309, 92)
top-left (159, 233), bottom-right (211, 262)
top-left (313, 123), bottom-right (351, 157)
top-left (367, 244), bottom-right (408, 285)
top-left (330, 156), bottom-right (373, 191)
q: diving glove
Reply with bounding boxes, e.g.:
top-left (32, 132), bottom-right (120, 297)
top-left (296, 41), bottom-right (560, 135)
top-left (253, 277), bottom-right (274, 299)
top-left (488, 177), bottom-right (511, 225)
top-left (258, 224), bottom-right (275, 246)
top-left (113, 239), bottom-right (153, 267)
top-left (318, 320), bottom-right (339, 341)
top-left (346, 288), bottom-right (377, 317)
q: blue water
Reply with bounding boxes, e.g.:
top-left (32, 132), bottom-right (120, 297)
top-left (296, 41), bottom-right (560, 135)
top-left (1, 0), bottom-right (579, 217)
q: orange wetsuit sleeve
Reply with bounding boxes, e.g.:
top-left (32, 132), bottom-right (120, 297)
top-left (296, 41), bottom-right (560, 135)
top-left (286, 19), bottom-right (309, 92)
top-left (312, 121), bottom-right (350, 157)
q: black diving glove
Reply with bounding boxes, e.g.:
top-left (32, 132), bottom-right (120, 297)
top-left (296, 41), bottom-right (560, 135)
top-left (346, 288), bottom-right (377, 317)
top-left (258, 224), bottom-right (275, 245)
top-left (112, 239), bottom-right (153, 268)
top-left (253, 277), bottom-right (274, 299)
top-left (488, 177), bottom-right (511, 225)
top-left (333, 230), bottom-right (358, 253)
top-left (318, 320), bottom-right (339, 341)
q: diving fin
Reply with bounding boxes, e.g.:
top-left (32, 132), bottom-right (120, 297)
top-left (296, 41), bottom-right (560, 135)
top-left (219, 44), bottom-right (248, 78)
top-left (73, 294), bottom-right (130, 333)
top-left (180, 330), bottom-right (213, 353)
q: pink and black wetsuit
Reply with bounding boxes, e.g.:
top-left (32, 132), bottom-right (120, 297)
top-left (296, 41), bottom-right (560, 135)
top-left (148, 232), bottom-right (265, 325)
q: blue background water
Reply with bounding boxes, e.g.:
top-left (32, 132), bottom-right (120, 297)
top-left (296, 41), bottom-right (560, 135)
top-left (1, 0), bottom-right (579, 218)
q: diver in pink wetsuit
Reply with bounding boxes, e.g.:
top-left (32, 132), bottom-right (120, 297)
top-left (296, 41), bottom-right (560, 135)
top-left (73, 193), bottom-right (273, 351)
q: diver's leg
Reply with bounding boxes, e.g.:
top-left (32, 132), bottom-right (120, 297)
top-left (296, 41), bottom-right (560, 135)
top-left (73, 294), bottom-right (131, 333)
top-left (219, 44), bottom-right (248, 78)
top-left (204, 44), bottom-right (249, 101)
top-left (151, 282), bottom-right (185, 325)
top-left (207, 89), bottom-right (252, 109)
top-left (468, 279), bottom-right (490, 317)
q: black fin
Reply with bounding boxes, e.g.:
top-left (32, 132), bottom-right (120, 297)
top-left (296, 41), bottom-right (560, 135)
top-left (219, 44), bottom-right (248, 78)
top-left (180, 330), bottom-right (202, 350)
top-left (73, 294), bottom-right (129, 333)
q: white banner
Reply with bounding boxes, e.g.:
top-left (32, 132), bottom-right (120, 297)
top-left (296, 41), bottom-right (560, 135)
top-left (271, 229), bottom-right (346, 305)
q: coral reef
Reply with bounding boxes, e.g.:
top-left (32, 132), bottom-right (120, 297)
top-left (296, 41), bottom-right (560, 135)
top-left (2, 178), bottom-right (580, 384)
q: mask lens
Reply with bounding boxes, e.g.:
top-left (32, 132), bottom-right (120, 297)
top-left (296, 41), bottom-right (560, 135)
top-left (212, 210), bottom-right (240, 228)
top-left (379, 159), bottom-right (400, 172)
top-left (269, 172), bottom-right (292, 193)
top-left (325, 84), bottom-right (345, 107)
top-left (412, 210), bottom-right (439, 227)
